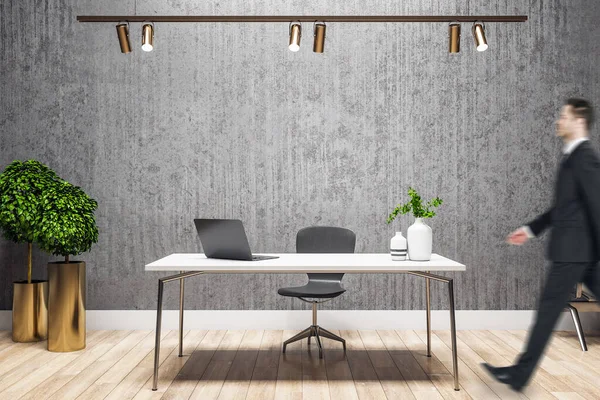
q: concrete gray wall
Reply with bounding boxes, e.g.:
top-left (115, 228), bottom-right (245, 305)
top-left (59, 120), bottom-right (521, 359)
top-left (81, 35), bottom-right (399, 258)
top-left (1, 0), bottom-right (599, 311)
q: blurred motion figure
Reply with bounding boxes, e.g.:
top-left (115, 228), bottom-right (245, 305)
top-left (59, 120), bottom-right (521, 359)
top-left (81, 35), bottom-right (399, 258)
top-left (483, 98), bottom-right (598, 391)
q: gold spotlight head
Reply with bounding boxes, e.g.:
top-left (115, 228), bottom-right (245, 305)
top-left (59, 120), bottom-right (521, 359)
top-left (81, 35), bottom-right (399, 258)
top-left (448, 22), bottom-right (460, 53)
top-left (116, 22), bottom-right (131, 54)
top-left (472, 21), bottom-right (488, 52)
top-left (289, 22), bottom-right (302, 52)
top-left (142, 22), bottom-right (154, 52)
top-left (313, 21), bottom-right (326, 53)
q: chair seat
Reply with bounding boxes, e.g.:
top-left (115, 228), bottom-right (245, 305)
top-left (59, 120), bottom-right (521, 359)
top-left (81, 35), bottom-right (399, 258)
top-left (278, 281), bottom-right (346, 299)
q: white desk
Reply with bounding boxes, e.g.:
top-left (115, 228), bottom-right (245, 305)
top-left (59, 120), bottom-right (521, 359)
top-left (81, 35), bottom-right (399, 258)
top-left (146, 253), bottom-right (466, 272)
top-left (146, 253), bottom-right (466, 391)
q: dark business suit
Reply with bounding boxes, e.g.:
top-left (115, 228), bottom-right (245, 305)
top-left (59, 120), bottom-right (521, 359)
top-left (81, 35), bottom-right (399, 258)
top-left (514, 140), bottom-right (600, 388)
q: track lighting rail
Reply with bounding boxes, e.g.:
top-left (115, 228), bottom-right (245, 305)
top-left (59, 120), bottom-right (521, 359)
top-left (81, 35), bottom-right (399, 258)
top-left (77, 15), bottom-right (528, 23)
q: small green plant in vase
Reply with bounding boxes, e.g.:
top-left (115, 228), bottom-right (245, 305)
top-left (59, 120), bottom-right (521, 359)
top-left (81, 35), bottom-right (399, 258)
top-left (387, 187), bottom-right (443, 261)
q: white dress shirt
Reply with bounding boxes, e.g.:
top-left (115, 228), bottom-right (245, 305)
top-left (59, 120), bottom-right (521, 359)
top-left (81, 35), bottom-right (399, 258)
top-left (563, 137), bottom-right (589, 156)
top-left (522, 137), bottom-right (589, 238)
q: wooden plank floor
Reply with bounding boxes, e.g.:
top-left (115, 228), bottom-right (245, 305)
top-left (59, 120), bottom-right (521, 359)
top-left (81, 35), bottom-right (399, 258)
top-left (0, 330), bottom-right (599, 399)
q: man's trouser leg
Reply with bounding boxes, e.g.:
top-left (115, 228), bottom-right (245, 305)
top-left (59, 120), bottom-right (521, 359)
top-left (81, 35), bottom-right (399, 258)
top-left (513, 262), bottom-right (590, 387)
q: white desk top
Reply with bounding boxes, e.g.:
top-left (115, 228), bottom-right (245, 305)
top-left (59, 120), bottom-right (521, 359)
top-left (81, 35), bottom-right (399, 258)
top-left (145, 253), bottom-right (466, 273)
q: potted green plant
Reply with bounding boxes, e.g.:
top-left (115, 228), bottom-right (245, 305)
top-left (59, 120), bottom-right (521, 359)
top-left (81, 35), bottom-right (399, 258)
top-left (0, 160), bottom-right (60, 342)
top-left (37, 179), bottom-right (98, 352)
top-left (387, 187), bottom-right (443, 261)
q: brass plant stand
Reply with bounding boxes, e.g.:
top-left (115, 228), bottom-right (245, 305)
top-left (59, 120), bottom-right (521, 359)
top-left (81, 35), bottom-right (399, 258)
top-left (12, 280), bottom-right (48, 342)
top-left (48, 261), bottom-right (86, 352)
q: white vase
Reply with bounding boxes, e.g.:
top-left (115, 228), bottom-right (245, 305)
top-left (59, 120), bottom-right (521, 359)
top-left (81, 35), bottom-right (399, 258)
top-left (390, 232), bottom-right (407, 261)
top-left (407, 218), bottom-right (432, 261)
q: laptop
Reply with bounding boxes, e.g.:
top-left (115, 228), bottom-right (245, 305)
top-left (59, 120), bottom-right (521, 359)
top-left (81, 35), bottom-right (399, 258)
top-left (193, 219), bottom-right (279, 261)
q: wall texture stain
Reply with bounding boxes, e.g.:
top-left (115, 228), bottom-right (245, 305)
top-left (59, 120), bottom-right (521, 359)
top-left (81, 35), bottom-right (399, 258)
top-left (1, 1), bottom-right (599, 311)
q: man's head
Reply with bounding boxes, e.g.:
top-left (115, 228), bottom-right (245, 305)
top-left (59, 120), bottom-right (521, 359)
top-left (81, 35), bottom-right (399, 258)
top-left (556, 98), bottom-right (594, 139)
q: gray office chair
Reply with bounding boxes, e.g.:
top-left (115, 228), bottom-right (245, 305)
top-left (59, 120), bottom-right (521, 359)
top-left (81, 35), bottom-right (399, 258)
top-left (278, 226), bottom-right (356, 358)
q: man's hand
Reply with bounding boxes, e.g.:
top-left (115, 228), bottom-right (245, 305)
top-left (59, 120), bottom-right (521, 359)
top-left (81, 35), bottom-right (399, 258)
top-left (507, 228), bottom-right (530, 245)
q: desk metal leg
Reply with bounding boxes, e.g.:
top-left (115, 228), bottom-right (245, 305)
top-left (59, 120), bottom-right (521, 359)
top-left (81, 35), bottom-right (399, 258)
top-left (447, 279), bottom-right (459, 391)
top-left (152, 271), bottom-right (204, 391)
top-left (409, 271), bottom-right (460, 391)
top-left (152, 280), bottom-right (164, 391)
top-left (179, 272), bottom-right (185, 357)
top-left (426, 272), bottom-right (431, 357)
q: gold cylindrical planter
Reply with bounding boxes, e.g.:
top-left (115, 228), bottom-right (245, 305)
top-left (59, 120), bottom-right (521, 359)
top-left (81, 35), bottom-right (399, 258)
top-left (12, 281), bottom-right (48, 342)
top-left (48, 261), bottom-right (86, 352)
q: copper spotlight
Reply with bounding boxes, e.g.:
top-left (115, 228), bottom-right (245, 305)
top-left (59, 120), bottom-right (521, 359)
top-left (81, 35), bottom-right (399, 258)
top-left (289, 22), bottom-right (301, 52)
top-left (448, 22), bottom-right (460, 53)
top-left (142, 22), bottom-right (154, 52)
top-left (116, 22), bottom-right (131, 54)
top-left (313, 22), bottom-right (326, 53)
top-left (472, 21), bottom-right (488, 52)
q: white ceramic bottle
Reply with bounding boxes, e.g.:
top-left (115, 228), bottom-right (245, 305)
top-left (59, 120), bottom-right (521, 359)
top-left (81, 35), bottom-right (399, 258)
top-left (407, 218), bottom-right (432, 261)
top-left (390, 232), bottom-right (407, 261)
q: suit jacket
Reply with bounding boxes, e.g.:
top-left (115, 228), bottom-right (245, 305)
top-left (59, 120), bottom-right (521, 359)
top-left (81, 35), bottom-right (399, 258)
top-left (528, 141), bottom-right (600, 262)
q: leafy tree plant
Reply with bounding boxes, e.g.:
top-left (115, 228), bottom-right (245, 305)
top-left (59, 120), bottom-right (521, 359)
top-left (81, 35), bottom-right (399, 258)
top-left (37, 180), bottom-right (98, 263)
top-left (387, 187), bottom-right (443, 224)
top-left (0, 160), bottom-right (61, 283)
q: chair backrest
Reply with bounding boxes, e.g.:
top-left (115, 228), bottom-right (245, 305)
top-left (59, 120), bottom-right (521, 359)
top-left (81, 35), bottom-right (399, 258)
top-left (296, 226), bottom-right (356, 282)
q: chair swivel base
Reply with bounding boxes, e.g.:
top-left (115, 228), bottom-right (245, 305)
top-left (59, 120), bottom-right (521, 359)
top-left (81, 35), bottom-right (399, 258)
top-left (282, 325), bottom-right (346, 358)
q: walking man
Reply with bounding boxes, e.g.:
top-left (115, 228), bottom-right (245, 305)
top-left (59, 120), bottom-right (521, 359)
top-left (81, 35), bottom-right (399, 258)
top-left (483, 98), bottom-right (597, 391)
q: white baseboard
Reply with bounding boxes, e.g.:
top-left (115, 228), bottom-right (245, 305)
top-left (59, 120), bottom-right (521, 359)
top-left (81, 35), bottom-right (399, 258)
top-left (2, 310), bottom-right (599, 331)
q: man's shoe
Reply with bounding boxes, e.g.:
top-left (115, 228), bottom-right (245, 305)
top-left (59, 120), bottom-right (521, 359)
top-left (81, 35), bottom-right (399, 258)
top-left (481, 363), bottom-right (524, 392)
